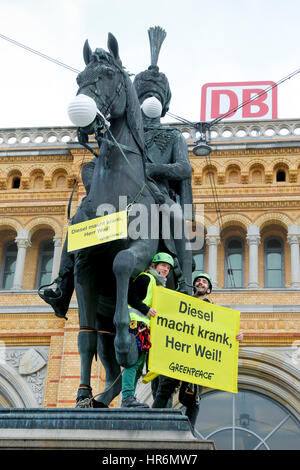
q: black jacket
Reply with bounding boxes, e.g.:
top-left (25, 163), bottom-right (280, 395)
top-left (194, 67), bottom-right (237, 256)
top-left (128, 274), bottom-right (152, 315)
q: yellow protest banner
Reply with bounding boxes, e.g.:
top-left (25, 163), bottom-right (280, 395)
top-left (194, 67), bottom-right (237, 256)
top-left (67, 210), bottom-right (127, 252)
top-left (146, 286), bottom-right (240, 393)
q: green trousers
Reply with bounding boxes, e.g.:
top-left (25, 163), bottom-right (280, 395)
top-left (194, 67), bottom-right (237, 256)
top-left (122, 352), bottom-right (146, 399)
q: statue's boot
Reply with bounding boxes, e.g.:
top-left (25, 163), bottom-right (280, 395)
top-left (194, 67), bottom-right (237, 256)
top-left (76, 330), bottom-right (97, 406)
top-left (38, 271), bottom-right (74, 320)
top-left (39, 278), bottom-right (69, 319)
top-left (38, 238), bottom-right (75, 319)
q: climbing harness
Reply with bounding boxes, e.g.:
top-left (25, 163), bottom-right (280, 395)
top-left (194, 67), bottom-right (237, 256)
top-left (129, 320), bottom-right (152, 352)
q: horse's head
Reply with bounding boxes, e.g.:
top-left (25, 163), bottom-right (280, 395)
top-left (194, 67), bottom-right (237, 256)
top-left (68, 33), bottom-right (144, 153)
top-left (69, 34), bottom-right (128, 138)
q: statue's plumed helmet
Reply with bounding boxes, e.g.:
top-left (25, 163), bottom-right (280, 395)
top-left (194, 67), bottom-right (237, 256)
top-left (133, 66), bottom-right (171, 117)
top-left (133, 26), bottom-right (171, 117)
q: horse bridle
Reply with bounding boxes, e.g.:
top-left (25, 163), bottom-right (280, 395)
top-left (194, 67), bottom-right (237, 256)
top-left (74, 63), bottom-right (126, 160)
top-left (76, 61), bottom-right (145, 162)
top-left (76, 68), bottom-right (140, 160)
top-left (77, 64), bottom-right (125, 126)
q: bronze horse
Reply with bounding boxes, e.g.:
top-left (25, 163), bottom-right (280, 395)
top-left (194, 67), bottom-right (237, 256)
top-left (72, 34), bottom-right (164, 404)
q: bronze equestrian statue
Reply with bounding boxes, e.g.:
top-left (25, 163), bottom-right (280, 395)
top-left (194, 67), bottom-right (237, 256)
top-left (39, 28), bottom-right (193, 407)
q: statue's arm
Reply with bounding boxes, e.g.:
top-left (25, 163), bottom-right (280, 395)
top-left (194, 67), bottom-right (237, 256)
top-left (146, 133), bottom-right (191, 181)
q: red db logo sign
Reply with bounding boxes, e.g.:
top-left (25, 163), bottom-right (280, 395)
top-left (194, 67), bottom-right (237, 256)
top-left (201, 81), bottom-right (277, 121)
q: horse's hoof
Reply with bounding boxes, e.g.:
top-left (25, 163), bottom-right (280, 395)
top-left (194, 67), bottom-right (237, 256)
top-left (75, 397), bottom-right (91, 408)
top-left (177, 281), bottom-right (192, 296)
top-left (115, 350), bottom-right (139, 368)
top-left (115, 336), bottom-right (139, 368)
top-left (76, 384), bottom-right (93, 407)
top-left (91, 399), bottom-right (109, 408)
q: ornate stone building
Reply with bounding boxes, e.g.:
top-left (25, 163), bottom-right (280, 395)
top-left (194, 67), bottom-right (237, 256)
top-left (0, 120), bottom-right (299, 449)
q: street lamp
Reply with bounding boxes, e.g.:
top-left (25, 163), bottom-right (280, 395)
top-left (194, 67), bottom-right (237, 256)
top-left (192, 122), bottom-right (212, 156)
top-left (167, 113), bottom-right (212, 157)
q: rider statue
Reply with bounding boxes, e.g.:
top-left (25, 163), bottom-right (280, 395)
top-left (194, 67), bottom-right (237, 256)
top-left (133, 26), bottom-right (193, 294)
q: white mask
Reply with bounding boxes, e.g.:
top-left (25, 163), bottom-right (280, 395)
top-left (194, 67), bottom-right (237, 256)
top-left (67, 94), bottom-right (110, 129)
top-left (141, 96), bottom-right (162, 118)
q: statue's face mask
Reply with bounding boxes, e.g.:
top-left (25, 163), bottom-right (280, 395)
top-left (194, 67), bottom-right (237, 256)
top-left (141, 96), bottom-right (162, 118)
top-left (133, 70), bottom-right (171, 118)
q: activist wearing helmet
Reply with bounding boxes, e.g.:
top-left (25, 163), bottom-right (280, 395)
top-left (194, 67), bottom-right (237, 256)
top-left (192, 271), bottom-right (213, 292)
top-left (152, 252), bottom-right (174, 268)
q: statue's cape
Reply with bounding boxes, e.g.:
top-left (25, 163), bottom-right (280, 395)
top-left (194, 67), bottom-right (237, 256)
top-left (161, 179), bottom-right (194, 258)
top-left (177, 176), bottom-right (194, 222)
top-left (144, 125), bottom-right (194, 222)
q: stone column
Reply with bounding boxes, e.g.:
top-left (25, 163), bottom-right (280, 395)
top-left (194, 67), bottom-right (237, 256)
top-left (246, 225), bottom-right (261, 288)
top-left (12, 229), bottom-right (31, 290)
top-left (51, 236), bottom-right (62, 282)
top-left (287, 225), bottom-right (300, 288)
top-left (206, 225), bottom-right (220, 288)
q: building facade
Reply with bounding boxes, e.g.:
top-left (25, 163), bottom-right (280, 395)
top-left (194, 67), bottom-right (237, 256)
top-left (0, 120), bottom-right (299, 449)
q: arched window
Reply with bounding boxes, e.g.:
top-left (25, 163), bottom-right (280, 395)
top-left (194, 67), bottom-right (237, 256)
top-left (194, 389), bottom-right (300, 450)
top-left (225, 238), bottom-right (244, 288)
top-left (252, 170), bottom-right (263, 184)
top-left (12, 177), bottom-right (21, 189)
top-left (276, 170), bottom-right (286, 182)
top-left (193, 244), bottom-right (206, 273)
top-left (0, 241), bottom-right (17, 289)
top-left (264, 237), bottom-right (284, 287)
top-left (36, 240), bottom-right (54, 288)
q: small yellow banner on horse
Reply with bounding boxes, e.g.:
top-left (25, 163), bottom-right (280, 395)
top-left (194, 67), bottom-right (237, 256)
top-left (67, 211), bottom-right (127, 252)
top-left (146, 286), bottom-right (240, 393)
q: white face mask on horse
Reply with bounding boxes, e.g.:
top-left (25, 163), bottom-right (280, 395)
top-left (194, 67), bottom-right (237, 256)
top-left (67, 93), bottom-right (111, 130)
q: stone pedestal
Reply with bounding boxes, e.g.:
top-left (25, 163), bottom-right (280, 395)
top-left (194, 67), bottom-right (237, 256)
top-left (0, 408), bottom-right (215, 450)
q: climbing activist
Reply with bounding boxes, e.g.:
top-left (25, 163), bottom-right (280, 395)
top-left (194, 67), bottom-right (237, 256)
top-left (152, 271), bottom-right (243, 429)
top-left (151, 271), bottom-right (214, 426)
top-left (121, 252), bottom-right (174, 408)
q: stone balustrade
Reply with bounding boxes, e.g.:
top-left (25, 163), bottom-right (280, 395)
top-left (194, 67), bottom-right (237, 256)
top-left (0, 127), bottom-right (78, 147)
top-left (1, 119), bottom-right (300, 148)
top-left (166, 118), bottom-right (300, 144)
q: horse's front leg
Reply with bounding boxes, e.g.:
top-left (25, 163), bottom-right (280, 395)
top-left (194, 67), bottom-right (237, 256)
top-left (74, 249), bottom-right (98, 404)
top-left (112, 249), bottom-right (139, 368)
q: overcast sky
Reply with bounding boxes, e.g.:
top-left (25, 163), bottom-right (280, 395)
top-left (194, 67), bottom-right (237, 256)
top-left (0, 0), bottom-right (300, 129)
